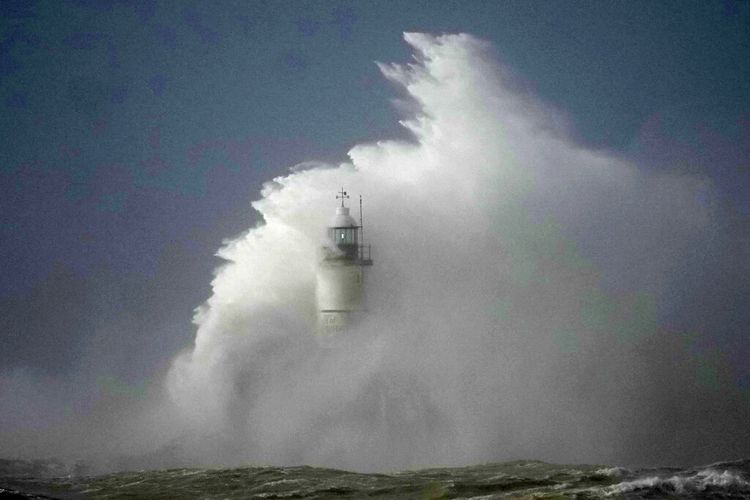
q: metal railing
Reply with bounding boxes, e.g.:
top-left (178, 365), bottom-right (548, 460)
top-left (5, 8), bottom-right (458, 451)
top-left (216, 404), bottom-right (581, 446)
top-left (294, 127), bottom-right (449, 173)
top-left (357, 244), bottom-right (373, 265)
top-left (322, 243), bottom-right (372, 265)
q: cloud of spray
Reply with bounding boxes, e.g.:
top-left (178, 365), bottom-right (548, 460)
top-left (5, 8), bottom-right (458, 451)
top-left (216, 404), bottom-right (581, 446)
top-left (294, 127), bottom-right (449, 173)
top-left (160, 33), bottom-right (750, 471)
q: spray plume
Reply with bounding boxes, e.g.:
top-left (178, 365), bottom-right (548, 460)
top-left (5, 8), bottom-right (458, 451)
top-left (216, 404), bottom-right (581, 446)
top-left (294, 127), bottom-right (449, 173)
top-left (158, 33), bottom-right (750, 471)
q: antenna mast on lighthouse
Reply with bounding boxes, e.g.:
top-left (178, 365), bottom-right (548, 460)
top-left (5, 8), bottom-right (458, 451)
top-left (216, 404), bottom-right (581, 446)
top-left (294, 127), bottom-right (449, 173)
top-left (359, 194), bottom-right (364, 244)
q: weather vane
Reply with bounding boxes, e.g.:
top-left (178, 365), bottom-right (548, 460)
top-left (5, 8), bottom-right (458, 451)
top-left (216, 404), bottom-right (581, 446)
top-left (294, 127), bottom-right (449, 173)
top-left (336, 187), bottom-right (349, 207)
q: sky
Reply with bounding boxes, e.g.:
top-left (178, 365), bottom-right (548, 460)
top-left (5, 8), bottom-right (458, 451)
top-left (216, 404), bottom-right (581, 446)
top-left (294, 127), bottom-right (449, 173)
top-left (1, 0), bottom-right (750, 469)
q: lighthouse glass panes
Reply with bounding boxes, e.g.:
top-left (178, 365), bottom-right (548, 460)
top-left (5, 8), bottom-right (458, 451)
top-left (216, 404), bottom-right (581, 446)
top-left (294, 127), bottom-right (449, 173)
top-left (331, 227), bottom-right (357, 245)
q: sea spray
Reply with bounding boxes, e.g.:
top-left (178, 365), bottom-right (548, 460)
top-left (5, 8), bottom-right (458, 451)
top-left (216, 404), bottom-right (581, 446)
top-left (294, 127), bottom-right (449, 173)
top-left (159, 32), bottom-right (749, 471)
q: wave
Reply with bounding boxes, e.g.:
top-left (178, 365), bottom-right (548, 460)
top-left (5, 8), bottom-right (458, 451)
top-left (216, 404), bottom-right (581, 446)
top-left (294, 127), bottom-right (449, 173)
top-left (599, 460), bottom-right (750, 498)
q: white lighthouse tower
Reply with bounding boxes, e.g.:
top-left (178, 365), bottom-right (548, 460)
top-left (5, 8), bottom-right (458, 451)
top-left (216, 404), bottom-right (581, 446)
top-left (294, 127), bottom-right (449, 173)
top-left (316, 188), bottom-right (373, 337)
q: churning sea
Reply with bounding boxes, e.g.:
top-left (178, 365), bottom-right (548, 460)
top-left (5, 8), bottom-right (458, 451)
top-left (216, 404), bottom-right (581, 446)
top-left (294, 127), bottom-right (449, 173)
top-left (2, 457), bottom-right (750, 499)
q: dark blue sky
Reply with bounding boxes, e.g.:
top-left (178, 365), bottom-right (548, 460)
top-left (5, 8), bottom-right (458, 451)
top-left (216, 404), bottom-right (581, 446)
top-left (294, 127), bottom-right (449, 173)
top-left (1, 0), bottom-right (748, 384)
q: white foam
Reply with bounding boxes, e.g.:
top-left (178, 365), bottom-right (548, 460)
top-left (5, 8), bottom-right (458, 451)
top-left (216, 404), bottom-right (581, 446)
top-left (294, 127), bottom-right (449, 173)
top-left (594, 466), bottom-right (630, 478)
top-left (604, 468), bottom-right (750, 496)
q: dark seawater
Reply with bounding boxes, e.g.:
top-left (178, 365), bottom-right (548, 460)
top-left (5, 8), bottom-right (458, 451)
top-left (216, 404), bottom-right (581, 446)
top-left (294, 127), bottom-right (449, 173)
top-left (2, 458), bottom-right (750, 499)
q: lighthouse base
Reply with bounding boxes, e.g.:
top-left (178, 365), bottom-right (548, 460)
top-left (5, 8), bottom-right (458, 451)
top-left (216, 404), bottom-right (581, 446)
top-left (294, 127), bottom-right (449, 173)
top-left (318, 310), bottom-right (349, 334)
top-left (316, 309), bottom-right (370, 342)
top-left (316, 312), bottom-right (347, 347)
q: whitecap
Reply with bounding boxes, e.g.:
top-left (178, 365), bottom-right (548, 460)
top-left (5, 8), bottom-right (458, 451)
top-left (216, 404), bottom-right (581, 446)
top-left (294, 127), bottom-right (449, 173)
top-left (603, 468), bottom-right (750, 496)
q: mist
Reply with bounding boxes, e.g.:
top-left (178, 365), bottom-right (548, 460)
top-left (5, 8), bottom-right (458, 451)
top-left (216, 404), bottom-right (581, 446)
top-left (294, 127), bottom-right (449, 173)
top-left (3, 31), bottom-right (748, 473)
top-left (149, 33), bottom-right (750, 471)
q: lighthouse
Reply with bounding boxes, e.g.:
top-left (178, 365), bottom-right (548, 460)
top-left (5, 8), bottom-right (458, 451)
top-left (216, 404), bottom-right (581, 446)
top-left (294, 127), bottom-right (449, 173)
top-left (316, 188), bottom-right (373, 337)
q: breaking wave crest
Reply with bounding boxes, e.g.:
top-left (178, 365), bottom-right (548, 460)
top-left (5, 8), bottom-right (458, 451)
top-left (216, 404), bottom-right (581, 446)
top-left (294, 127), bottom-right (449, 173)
top-left (601, 461), bottom-right (750, 498)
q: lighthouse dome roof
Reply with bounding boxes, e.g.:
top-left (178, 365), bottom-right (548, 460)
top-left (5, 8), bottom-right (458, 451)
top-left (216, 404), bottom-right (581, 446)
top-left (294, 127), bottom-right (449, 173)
top-left (330, 206), bottom-right (358, 227)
